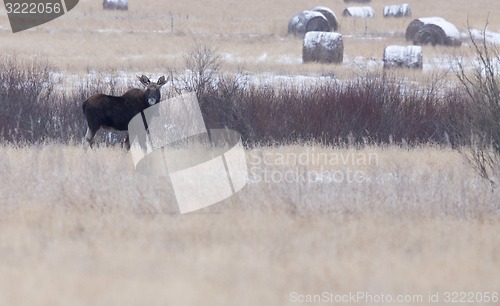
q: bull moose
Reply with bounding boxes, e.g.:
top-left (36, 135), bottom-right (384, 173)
top-left (82, 75), bottom-right (168, 148)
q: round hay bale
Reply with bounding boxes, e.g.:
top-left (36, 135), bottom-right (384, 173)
top-left (103, 0), bottom-right (128, 10)
top-left (383, 45), bottom-right (422, 69)
top-left (303, 32), bottom-right (343, 64)
top-left (383, 4), bottom-right (411, 18)
top-left (288, 11), bottom-right (331, 37)
top-left (342, 7), bottom-right (375, 18)
top-left (406, 17), bottom-right (462, 46)
top-left (311, 6), bottom-right (339, 32)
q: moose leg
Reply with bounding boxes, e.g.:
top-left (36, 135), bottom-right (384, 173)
top-left (84, 127), bottom-right (96, 148)
top-left (123, 133), bottom-right (131, 150)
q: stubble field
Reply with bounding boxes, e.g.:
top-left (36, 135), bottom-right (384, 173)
top-left (1, 0), bottom-right (500, 305)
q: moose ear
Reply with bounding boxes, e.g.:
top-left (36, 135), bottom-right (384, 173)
top-left (138, 75), bottom-right (151, 86)
top-left (157, 76), bottom-right (167, 86)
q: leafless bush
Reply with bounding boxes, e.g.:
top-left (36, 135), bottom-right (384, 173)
top-left (180, 43), bottom-right (223, 98)
top-left (455, 25), bottom-right (500, 185)
top-left (0, 55), bottom-right (56, 143)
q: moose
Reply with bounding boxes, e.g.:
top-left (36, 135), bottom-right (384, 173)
top-left (82, 75), bottom-right (168, 148)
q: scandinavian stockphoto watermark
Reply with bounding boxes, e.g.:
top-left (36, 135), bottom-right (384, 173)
top-left (128, 92), bottom-right (248, 214)
top-left (4, 0), bottom-right (79, 33)
top-left (248, 149), bottom-right (378, 185)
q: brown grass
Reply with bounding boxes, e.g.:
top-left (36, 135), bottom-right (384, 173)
top-left (0, 144), bottom-right (498, 305)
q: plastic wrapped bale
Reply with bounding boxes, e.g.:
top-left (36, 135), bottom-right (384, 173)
top-left (342, 7), bottom-right (375, 18)
top-left (383, 45), bottom-right (422, 69)
top-left (406, 17), bottom-right (462, 46)
top-left (344, 0), bottom-right (371, 3)
top-left (288, 11), bottom-right (331, 37)
top-left (383, 4), bottom-right (411, 18)
top-left (103, 0), bottom-right (128, 10)
top-left (311, 6), bottom-right (339, 32)
top-left (303, 32), bottom-right (343, 64)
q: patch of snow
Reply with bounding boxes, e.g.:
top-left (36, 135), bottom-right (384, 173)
top-left (219, 52), bottom-right (301, 65)
top-left (346, 55), bottom-right (383, 70)
top-left (469, 29), bottom-right (500, 45)
top-left (276, 56), bottom-right (302, 65)
top-left (258, 53), bottom-right (268, 62)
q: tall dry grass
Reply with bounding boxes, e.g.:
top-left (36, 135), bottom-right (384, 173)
top-left (0, 144), bottom-right (498, 305)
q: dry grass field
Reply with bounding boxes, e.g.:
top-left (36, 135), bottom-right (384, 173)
top-left (0, 144), bottom-right (499, 305)
top-left (1, 0), bottom-right (500, 305)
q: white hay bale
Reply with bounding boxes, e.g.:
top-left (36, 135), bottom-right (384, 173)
top-left (303, 32), bottom-right (344, 64)
top-left (288, 10), bottom-right (331, 37)
top-left (342, 7), bottom-right (375, 18)
top-left (344, 0), bottom-right (371, 3)
top-left (406, 17), bottom-right (461, 46)
top-left (383, 4), bottom-right (411, 18)
top-left (103, 0), bottom-right (128, 10)
top-left (383, 45), bottom-right (422, 69)
top-left (311, 6), bottom-right (339, 32)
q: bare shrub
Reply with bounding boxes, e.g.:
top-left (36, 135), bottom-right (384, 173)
top-left (455, 26), bottom-right (500, 185)
top-left (0, 55), bottom-right (56, 143)
top-left (177, 43), bottom-right (245, 135)
top-left (180, 43), bottom-right (223, 98)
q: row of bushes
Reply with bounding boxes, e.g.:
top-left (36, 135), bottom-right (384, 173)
top-left (198, 74), bottom-right (468, 147)
top-left (0, 57), bottom-right (490, 148)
